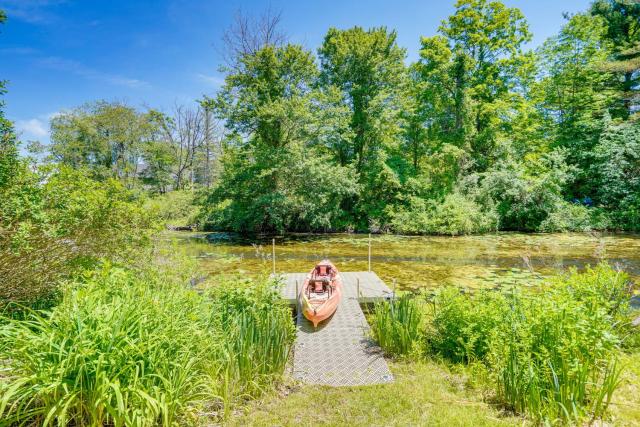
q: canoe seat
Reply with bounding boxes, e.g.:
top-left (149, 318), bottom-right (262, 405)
top-left (316, 265), bottom-right (333, 276)
top-left (308, 279), bottom-right (332, 301)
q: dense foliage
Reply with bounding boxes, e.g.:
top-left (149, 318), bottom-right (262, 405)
top-left (0, 161), bottom-right (156, 309)
top-left (22, 1), bottom-right (638, 235)
top-left (371, 264), bottom-right (637, 424)
top-left (0, 266), bottom-right (294, 425)
top-left (194, 0), bottom-right (640, 234)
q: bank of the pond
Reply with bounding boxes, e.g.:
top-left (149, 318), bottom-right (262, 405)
top-left (226, 354), bottom-right (640, 427)
top-left (170, 231), bottom-right (640, 291)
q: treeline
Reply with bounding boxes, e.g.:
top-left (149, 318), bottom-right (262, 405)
top-left (27, 0), bottom-right (640, 234)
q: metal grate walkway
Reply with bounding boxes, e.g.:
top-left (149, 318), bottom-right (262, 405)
top-left (279, 271), bottom-right (394, 386)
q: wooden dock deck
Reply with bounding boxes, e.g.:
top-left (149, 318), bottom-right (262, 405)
top-left (278, 271), bottom-right (394, 386)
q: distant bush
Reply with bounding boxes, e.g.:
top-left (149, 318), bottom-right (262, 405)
top-left (0, 266), bottom-right (295, 425)
top-left (198, 144), bottom-right (358, 233)
top-left (538, 201), bottom-right (593, 232)
top-left (390, 193), bottom-right (498, 235)
top-left (145, 190), bottom-right (199, 227)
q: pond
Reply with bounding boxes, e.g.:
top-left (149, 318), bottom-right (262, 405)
top-left (169, 232), bottom-right (640, 292)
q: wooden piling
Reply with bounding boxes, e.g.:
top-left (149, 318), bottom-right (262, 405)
top-left (368, 233), bottom-right (371, 272)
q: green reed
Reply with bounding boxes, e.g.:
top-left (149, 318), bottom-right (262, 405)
top-left (428, 264), bottom-right (633, 424)
top-left (370, 294), bottom-right (423, 357)
top-left (0, 267), bottom-right (295, 426)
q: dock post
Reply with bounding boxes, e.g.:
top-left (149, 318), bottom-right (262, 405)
top-left (368, 233), bottom-right (371, 272)
top-left (272, 238), bottom-right (276, 274)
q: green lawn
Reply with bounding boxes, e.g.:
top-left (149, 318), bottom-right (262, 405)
top-left (225, 360), bottom-right (524, 427)
top-left (610, 352), bottom-right (640, 426)
top-left (224, 352), bottom-right (640, 427)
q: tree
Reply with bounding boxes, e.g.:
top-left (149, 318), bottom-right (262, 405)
top-left (535, 13), bottom-right (615, 197)
top-left (220, 7), bottom-right (288, 70)
top-left (195, 101), bottom-right (225, 188)
top-left (213, 44), bottom-right (317, 149)
top-left (201, 42), bottom-right (361, 232)
top-left (318, 26), bottom-right (406, 172)
top-left (593, 118), bottom-right (640, 229)
top-left (0, 10), bottom-right (19, 192)
top-left (591, 0), bottom-right (640, 119)
top-left (49, 101), bottom-right (158, 186)
top-left (152, 105), bottom-right (206, 190)
top-left (416, 0), bottom-right (532, 171)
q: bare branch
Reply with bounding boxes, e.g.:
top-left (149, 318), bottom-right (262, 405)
top-left (219, 6), bottom-right (288, 69)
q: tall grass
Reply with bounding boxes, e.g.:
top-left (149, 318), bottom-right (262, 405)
top-left (370, 294), bottom-right (423, 357)
top-left (370, 263), bottom-right (636, 424)
top-left (207, 277), bottom-right (295, 411)
top-left (0, 267), bottom-right (295, 426)
top-left (490, 289), bottom-right (623, 423)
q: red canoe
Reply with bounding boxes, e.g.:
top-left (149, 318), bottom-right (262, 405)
top-left (299, 260), bottom-right (343, 328)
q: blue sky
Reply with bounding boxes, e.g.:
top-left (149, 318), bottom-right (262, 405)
top-left (1, 0), bottom-right (592, 144)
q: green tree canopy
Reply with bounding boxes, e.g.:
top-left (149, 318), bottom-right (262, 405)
top-left (50, 101), bottom-right (159, 186)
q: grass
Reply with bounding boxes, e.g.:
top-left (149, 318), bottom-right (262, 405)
top-left (225, 360), bottom-right (525, 427)
top-left (0, 265), bottom-right (294, 426)
top-left (369, 263), bottom-right (637, 425)
top-left (609, 351), bottom-right (640, 426)
top-left (370, 294), bottom-right (423, 357)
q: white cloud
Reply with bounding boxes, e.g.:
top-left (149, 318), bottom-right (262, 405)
top-left (196, 73), bottom-right (225, 88)
top-left (15, 118), bottom-right (48, 139)
top-left (38, 56), bottom-right (150, 89)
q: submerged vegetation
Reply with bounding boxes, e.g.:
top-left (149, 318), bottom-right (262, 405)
top-left (371, 264), bottom-right (638, 424)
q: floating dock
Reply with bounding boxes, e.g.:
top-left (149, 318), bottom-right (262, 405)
top-left (279, 271), bottom-right (394, 386)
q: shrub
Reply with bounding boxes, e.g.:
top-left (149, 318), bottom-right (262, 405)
top-left (423, 264), bottom-right (633, 424)
top-left (145, 190), bottom-right (199, 227)
top-left (466, 152), bottom-right (574, 231)
top-left (490, 289), bottom-right (623, 423)
top-left (538, 201), bottom-right (593, 232)
top-left (0, 165), bottom-right (157, 309)
top-left (0, 267), bottom-right (295, 425)
top-left (427, 288), bottom-right (507, 363)
top-left (370, 294), bottom-right (423, 356)
top-left (390, 193), bottom-right (498, 235)
top-left (198, 144), bottom-right (358, 233)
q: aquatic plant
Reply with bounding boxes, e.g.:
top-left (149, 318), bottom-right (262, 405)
top-left (370, 294), bottom-right (423, 357)
top-left (370, 263), bottom-right (635, 424)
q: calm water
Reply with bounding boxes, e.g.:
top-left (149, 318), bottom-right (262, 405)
top-left (169, 232), bottom-right (640, 291)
